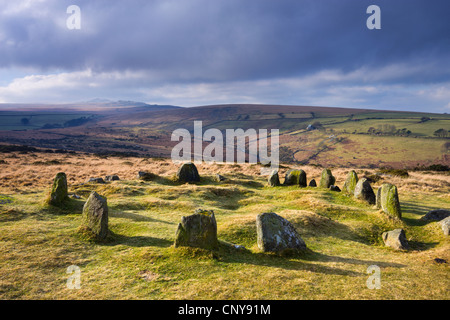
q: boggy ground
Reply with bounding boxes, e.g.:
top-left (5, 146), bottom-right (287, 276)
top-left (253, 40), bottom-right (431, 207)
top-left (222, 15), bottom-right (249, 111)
top-left (0, 152), bottom-right (449, 299)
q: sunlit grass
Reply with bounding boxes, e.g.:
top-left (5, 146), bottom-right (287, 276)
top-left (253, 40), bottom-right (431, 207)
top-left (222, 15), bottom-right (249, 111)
top-left (0, 152), bottom-right (449, 299)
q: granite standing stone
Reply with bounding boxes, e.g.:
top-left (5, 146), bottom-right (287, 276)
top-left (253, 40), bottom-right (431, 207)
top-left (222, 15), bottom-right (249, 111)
top-left (268, 170), bottom-right (281, 187)
top-left (343, 170), bottom-right (358, 194)
top-left (319, 169), bottom-right (335, 189)
top-left (177, 162), bottom-right (201, 183)
top-left (256, 212), bottom-right (307, 253)
top-left (81, 191), bottom-right (109, 240)
top-left (284, 169), bottom-right (307, 187)
top-left (174, 209), bottom-right (218, 250)
top-left (377, 183), bottom-right (402, 219)
top-left (354, 178), bottom-right (376, 205)
top-left (48, 172), bottom-right (68, 206)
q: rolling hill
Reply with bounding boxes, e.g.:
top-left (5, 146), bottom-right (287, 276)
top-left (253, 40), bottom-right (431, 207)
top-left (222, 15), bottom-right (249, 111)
top-left (0, 103), bottom-right (449, 169)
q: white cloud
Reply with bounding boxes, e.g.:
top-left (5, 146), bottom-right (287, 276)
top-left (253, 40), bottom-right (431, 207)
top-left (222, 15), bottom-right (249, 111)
top-left (0, 67), bottom-right (449, 113)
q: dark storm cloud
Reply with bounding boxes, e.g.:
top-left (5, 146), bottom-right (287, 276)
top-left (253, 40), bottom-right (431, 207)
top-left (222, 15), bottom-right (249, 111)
top-left (1, 0), bottom-right (449, 111)
top-left (1, 0), bottom-right (449, 84)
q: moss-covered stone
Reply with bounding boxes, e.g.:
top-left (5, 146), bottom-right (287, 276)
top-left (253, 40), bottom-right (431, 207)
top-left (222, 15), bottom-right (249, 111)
top-left (283, 169), bottom-right (307, 187)
top-left (268, 170), bottom-right (280, 187)
top-left (177, 162), bottom-right (201, 183)
top-left (48, 172), bottom-right (68, 206)
top-left (256, 212), bottom-right (307, 253)
top-left (343, 170), bottom-right (358, 194)
top-left (81, 191), bottom-right (109, 241)
top-left (378, 183), bottom-right (402, 219)
top-left (319, 169), bottom-right (335, 188)
top-left (354, 178), bottom-right (376, 205)
top-left (174, 209), bottom-right (218, 250)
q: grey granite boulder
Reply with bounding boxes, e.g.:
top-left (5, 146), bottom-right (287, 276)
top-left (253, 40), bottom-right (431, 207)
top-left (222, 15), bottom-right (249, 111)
top-left (215, 174), bottom-right (226, 182)
top-left (441, 217), bottom-right (450, 236)
top-left (86, 177), bottom-right (106, 184)
top-left (256, 212), bottom-right (307, 253)
top-left (330, 185), bottom-right (341, 192)
top-left (421, 209), bottom-right (450, 221)
top-left (382, 229), bottom-right (409, 250)
top-left (105, 175), bottom-right (120, 182)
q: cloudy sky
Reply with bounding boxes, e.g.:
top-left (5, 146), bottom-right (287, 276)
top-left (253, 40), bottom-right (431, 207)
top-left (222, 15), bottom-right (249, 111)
top-left (0, 0), bottom-right (449, 112)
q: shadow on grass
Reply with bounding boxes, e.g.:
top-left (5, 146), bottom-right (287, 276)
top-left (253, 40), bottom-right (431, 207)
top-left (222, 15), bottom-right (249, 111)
top-left (101, 231), bottom-right (173, 248)
top-left (0, 208), bottom-right (31, 222)
top-left (216, 244), bottom-right (373, 277)
top-left (300, 250), bottom-right (406, 268)
top-left (407, 240), bottom-right (439, 251)
top-left (109, 210), bottom-right (174, 224)
top-left (291, 214), bottom-right (374, 246)
top-left (401, 201), bottom-right (443, 226)
top-left (45, 198), bottom-right (85, 215)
